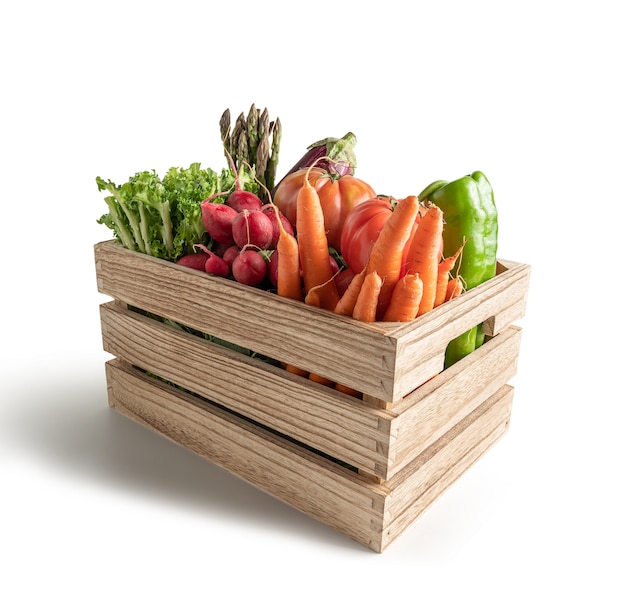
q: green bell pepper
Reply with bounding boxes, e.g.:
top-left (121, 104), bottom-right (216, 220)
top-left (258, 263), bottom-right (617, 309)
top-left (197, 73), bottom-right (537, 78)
top-left (418, 171), bottom-right (498, 368)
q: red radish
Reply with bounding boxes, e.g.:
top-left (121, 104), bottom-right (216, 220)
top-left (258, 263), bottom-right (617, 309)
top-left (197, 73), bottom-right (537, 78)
top-left (176, 252), bottom-right (209, 272)
top-left (221, 244), bottom-right (240, 268)
top-left (211, 240), bottom-right (233, 257)
top-left (261, 203), bottom-right (294, 249)
top-left (199, 144), bottom-right (262, 241)
top-left (227, 189), bottom-right (262, 213)
top-left (231, 249), bottom-right (267, 286)
top-left (267, 249), bottom-right (279, 287)
top-left (231, 209), bottom-right (274, 250)
top-left (334, 267), bottom-right (355, 297)
top-left (200, 201), bottom-right (238, 245)
top-left (204, 251), bottom-right (230, 277)
top-left (222, 144), bottom-right (263, 212)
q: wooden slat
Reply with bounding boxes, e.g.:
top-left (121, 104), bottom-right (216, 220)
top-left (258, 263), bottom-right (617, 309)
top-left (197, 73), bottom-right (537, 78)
top-left (104, 359), bottom-right (513, 553)
top-left (95, 240), bottom-right (396, 401)
top-left (95, 241), bottom-right (531, 402)
top-left (100, 301), bottom-right (394, 477)
top-left (387, 261), bottom-right (531, 400)
top-left (380, 385), bottom-right (513, 551)
top-left (386, 326), bottom-right (521, 477)
top-left (101, 301), bottom-right (522, 481)
top-left (105, 359), bottom-right (388, 550)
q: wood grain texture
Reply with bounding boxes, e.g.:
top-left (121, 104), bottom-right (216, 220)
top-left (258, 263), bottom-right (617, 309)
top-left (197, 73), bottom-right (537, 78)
top-left (94, 240), bottom-right (529, 550)
top-left (105, 359), bottom-right (512, 553)
top-left (100, 301), bottom-right (521, 481)
top-left (385, 326), bottom-right (520, 479)
top-left (379, 386), bottom-right (513, 551)
top-left (100, 301), bottom-right (395, 477)
top-left (95, 241), bottom-right (531, 402)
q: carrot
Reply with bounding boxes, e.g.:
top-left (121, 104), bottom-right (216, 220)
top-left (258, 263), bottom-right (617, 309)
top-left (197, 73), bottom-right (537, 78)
top-left (335, 383), bottom-right (362, 398)
top-left (382, 272), bottom-right (424, 322)
top-left (304, 285), bottom-right (321, 307)
top-left (273, 203), bottom-right (303, 301)
top-left (364, 195), bottom-right (421, 318)
top-left (296, 166), bottom-right (340, 310)
top-left (333, 267), bottom-right (367, 316)
top-left (352, 270), bottom-right (383, 322)
top-left (308, 372), bottom-right (334, 386)
top-left (433, 243), bottom-right (465, 307)
top-left (281, 362), bottom-right (308, 377)
top-left (404, 204), bottom-right (444, 316)
top-left (445, 276), bottom-right (464, 301)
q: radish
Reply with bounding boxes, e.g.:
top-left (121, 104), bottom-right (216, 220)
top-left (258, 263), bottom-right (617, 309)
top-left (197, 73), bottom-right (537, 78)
top-left (261, 203), bottom-right (294, 249)
top-left (200, 144), bottom-right (262, 242)
top-left (267, 249), bottom-right (279, 287)
top-left (176, 252), bottom-right (210, 272)
top-left (204, 251), bottom-right (230, 277)
top-left (334, 267), bottom-right (355, 297)
top-left (200, 201), bottom-right (238, 245)
top-left (231, 249), bottom-right (267, 286)
top-left (211, 240), bottom-right (233, 257)
top-left (191, 243), bottom-right (230, 277)
top-left (222, 144), bottom-right (263, 212)
top-left (231, 209), bottom-right (274, 250)
top-left (222, 244), bottom-right (240, 268)
top-left (226, 189), bottom-right (262, 213)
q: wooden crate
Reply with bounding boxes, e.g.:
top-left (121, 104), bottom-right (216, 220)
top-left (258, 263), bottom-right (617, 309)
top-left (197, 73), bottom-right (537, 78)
top-left (94, 240), bottom-right (530, 552)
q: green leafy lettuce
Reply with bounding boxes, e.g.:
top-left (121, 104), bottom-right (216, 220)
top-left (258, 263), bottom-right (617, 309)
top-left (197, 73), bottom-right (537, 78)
top-left (96, 163), bottom-right (259, 261)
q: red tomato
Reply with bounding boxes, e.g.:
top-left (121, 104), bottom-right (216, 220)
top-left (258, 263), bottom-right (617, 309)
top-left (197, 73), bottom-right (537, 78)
top-left (340, 197), bottom-right (404, 274)
top-left (341, 196), bottom-right (442, 275)
top-left (273, 167), bottom-right (376, 252)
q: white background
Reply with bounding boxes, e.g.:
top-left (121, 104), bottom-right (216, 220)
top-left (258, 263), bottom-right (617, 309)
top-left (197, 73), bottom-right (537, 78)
top-left (2, 1), bottom-right (624, 603)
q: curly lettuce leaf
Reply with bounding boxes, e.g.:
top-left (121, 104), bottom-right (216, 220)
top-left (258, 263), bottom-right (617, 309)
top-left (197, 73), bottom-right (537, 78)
top-left (96, 163), bottom-right (260, 261)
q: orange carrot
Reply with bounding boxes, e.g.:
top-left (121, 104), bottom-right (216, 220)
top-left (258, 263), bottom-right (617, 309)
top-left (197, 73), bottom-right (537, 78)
top-left (404, 204), bottom-right (444, 316)
top-left (308, 372), bottom-right (334, 386)
top-left (364, 195), bottom-right (421, 318)
top-left (296, 167), bottom-right (340, 310)
top-left (273, 204), bottom-right (303, 301)
top-left (333, 267), bottom-right (367, 316)
top-left (382, 272), bottom-right (424, 322)
top-left (433, 243), bottom-right (465, 307)
top-left (445, 276), bottom-right (464, 301)
top-left (304, 285), bottom-right (321, 307)
top-left (282, 362), bottom-right (308, 377)
top-left (352, 270), bottom-right (383, 322)
top-left (335, 383), bottom-right (362, 398)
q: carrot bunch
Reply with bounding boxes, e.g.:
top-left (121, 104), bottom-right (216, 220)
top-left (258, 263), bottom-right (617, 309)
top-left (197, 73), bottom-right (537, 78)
top-left (269, 168), bottom-right (335, 306)
top-left (335, 197), bottom-right (464, 322)
top-left (275, 179), bottom-right (464, 324)
top-left (277, 190), bottom-right (465, 396)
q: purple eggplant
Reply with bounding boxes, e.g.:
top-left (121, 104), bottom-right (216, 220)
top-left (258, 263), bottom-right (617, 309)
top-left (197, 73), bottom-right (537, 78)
top-left (271, 132), bottom-right (358, 195)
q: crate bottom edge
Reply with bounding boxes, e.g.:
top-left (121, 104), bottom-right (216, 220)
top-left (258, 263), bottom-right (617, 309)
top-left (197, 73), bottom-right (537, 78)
top-left (104, 357), bottom-right (513, 553)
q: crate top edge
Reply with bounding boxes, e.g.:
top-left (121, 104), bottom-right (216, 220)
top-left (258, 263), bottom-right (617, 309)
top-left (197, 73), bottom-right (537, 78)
top-left (95, 240), bottom-right (395, 339)
top-left (95, 239), bottom-right (530, 342)
top-left (382, 257), bottom-right (531, 340)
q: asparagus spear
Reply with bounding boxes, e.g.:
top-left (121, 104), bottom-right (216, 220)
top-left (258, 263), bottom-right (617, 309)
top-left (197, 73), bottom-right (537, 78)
top-left (237, 125), bottom-right (249, 172)
top-left (246, 103), bottom-right (259, 169)
top-left (256, 108), bottom-right (270, 189)
top-left (267, 116), bottom-right (281, 191)
top-left (218, 105), bottom-right (282, 197)
top-left (230, 112), bottom-right (245, 167)
top-left (219, 109), bottom-right (231, 148)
